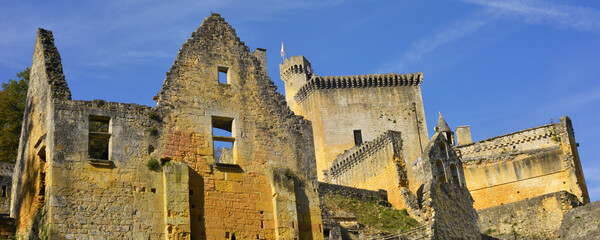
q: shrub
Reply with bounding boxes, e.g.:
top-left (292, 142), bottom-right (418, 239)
top-left (147, 158), bottom-right (160, 171)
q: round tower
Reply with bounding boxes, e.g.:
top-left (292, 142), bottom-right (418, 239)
top-left (279, 55), bottom-right (313, 111)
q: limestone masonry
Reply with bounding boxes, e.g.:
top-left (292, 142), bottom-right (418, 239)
top-left (5, 13), bottom-right (592, 240)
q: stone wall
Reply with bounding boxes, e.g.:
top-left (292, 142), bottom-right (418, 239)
top-left (154, 13), bottom-right (323, 240)
top-left (409, 133), bottom-right (480, 240)
top-left (0, 162), bottom-right (13, 214)
top-left (478, 191), bottom-right (581, 239)
top-left (13, 14), bottom-right (325, 240)
top-left (426, 182), bottom-right (481, 240)
top-left (457, 117), bottom-right (589, 209)
top-left (558, 200), bottom-right (600, 239)
top-left (47, 99), bottom-right (177, 239)
top-left (11, 28), bottom-right (70, 239)
top-left (318, 182), bottom-right (388, 202)
top-left (280, 59), bottom-right (429, 186)
top-left (0, 214), bottom-right (16, 240)
top-left (325, 131), bottom-right (408, 209)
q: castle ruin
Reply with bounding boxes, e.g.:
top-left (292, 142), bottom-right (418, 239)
top-left (3, 13), bottom-right (591, 240)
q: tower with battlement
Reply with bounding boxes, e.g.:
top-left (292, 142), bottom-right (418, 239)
top-left (280, 56), bottom-right (429, 192)
top-left (279, 55), bottom-right (314, 112)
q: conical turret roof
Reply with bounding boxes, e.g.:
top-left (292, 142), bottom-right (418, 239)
top-left (435, 112), bottom-right (452, 133)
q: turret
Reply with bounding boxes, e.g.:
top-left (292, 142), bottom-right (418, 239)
top-left (279, 55), bottom-right (313, 111)
top-left (434, 112), bottom-right (455, 145)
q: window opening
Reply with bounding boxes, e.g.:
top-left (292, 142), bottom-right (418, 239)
top-left (89, 116), bottom-right (111, 160)
top-left (435, 159), bottom-right (446, 182)
top-left (353, 130), bottom-right (363, 146)
top-left (450, 163), bottom-right (460, 186)
top-left (218, 66), bottom-right (229, 84)
top-left (212, 116), bottom-right (235, 163)
top-left (1, 186), bottom-right (6, 198)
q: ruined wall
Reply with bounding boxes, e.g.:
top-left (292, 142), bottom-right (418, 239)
top-left (0, 162), bottom-right (13, 214)
top-left (155, 14), bottom-right (323, 240)
top-left (0, 214), bottom-right (16, 240)
top-left (318, 182), bottom-right (388, 202)
top-left (457, 117), bottom-right (589, 209)
top-left (406, 133), bottom-right (479, 240)
top-left (11, 28), bottom-right (71, 239)
top-left (479, 191), bottom-right (581, 239)
top-left (326, 131), bottom-right (408, 209)
top-left (425, 182), bottom-right (480, 240)
top-left (284, 69), bottom-right (428, 186)
top-left (558, 199), bottom-right (600, 239)
top-left (46, 100), bottom-right (179, 239)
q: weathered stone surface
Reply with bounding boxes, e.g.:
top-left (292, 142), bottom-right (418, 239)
top-left (12, 13), bottom-right (324, 240)
top-left (558, 200), bottom-right (600, 239)
top-left (281, 56), bottom-right (428, 187)
top-left (0, 162), bottom-right (13, 214)
top-left (0, 214), bottom-right (16, 240)
top-left (458, 117), bottom-right (589, 210)
top-left (479, 191), bottom-right (581, 239)
top-left (325, 131), bottom-right (409, 209)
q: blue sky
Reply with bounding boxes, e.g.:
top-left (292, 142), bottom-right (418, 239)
top-left (1, 0), bottom-right (599, 201)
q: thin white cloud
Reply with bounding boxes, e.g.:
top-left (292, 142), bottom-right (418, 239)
top-left (461, 0), bottom-right (600, 33)
top-left (377, 15), bottom-right (488, 73)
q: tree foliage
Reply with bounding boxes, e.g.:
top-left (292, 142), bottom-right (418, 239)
top-left (0, 68), bottom-right (29, 163)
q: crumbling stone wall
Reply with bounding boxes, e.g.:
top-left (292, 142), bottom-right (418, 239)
top-left (155, 13), bottom-right (323, 240)
top-left (325, 131), bottom-right (409, 209)
top-left (0, 214), bottom-right (16, 240)
top-left (479, 191), bottom-right (581, 239)
top-left (13, 13), bottom-right (325, 240)
top-left (280, 58), bottom-right (428, 186)
top-left (409, 133), bottom-right (480, 240)
top-left (457, 117), bottom-right (589, 209)
top-left (48, 100), bottom-right (178, 239)
top-left (0, 162), bottom-right (13, 214)
top-left (558, 199), bottom-right (600, 239)
top-left (10, 28), bottom-right (71, 239)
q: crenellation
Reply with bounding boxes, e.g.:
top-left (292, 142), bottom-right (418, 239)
top-left (293, 72), bottom-right (423, 103)
top-left (4, 11), bottom-right (593, 240)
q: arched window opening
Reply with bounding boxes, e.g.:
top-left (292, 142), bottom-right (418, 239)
top-left (435, 159), bottom-right (446, 182)
top-left (450, 163), bottom-right (460, 187)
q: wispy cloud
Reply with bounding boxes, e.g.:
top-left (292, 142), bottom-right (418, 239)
top-left (461, 0), bottom-right (600, 33)
top-left (377, 14), bottom-right (488, 73)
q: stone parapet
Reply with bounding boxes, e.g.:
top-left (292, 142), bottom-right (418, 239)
top-left (478, 191), bottom-right (581, 239)
top-left (318, 182), bottom-right (387, 202)
top-left (327, 130), bottom-right (402, 182)
top-left (294, 72), bottom-right (423, 103)
top-left (458, 123), bottom-right (555, 160)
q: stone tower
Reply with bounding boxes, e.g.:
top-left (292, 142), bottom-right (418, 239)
top-left (279, 55), bottom-right (313, 112)
top-left (280, 55), bottom-right (428, 187)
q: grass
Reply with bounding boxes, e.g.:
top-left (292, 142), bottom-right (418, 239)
top-left (322, 194), bottom-right (420, 234)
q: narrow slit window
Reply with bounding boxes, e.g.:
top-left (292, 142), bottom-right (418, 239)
top-left (89, 116), bottom-right (111, 160)
top-left (212, 116), bottom-right (235, 163)
top-left (218, 66), bottom-right (229, 84)
top-left (1, 186), bottom-right (6, 198)
top-left (353, 130), bottom-right (363, 146)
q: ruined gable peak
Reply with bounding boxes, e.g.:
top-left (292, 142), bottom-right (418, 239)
top-left (32, 28), bottom-right (72, 100)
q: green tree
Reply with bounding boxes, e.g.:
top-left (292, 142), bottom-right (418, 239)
top-left (0, 68), bottom-right (29, 163)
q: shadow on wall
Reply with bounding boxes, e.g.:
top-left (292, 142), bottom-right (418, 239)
top-left (294, 179), bottom-right (314, 240)
top-left (189, 167), bottom-right (206, 240)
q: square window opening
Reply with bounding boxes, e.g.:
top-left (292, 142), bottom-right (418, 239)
top-left (89, 116), bottom-right (111, 160)
top-left (218, 66), bottom-right (229, 84)
top-left (212, 116), bottom-right (235, 163)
